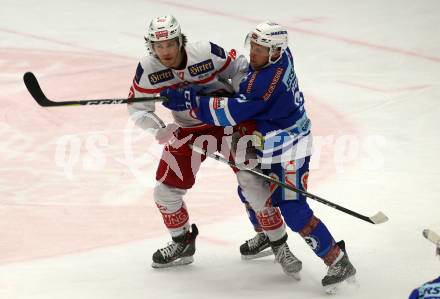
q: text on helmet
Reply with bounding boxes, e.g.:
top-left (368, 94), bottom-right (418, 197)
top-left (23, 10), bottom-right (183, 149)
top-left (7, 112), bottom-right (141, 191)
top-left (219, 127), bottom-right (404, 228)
top-left (270, 30), bottom-right (287, 36)
top-left (155, 30), bottom-right (169, 39)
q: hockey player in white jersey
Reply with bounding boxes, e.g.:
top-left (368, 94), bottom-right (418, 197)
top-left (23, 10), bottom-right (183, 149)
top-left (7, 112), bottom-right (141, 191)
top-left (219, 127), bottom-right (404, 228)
top-left (128, 15), bottom-right (300, 274)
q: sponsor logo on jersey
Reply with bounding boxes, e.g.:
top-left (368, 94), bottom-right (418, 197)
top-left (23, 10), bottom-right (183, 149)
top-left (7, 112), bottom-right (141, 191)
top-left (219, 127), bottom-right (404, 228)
top-left (422, 286), bottom-right (440, 296)
top-left (188, 59), bottom-right (214, 76)
top-left (212, 97), bottom-right (225, 110)
top-left (284, 69), bottom-right (296, 89)
top-left (246, 71), bottom-right (258, 93)
top-left (148, 69), bottom-right (174, 85)
top-left (262, 67), bottom-right (284, 101)
top-left (135, 63), bottom-right (144, 84)
top-left (210, 42), bottom-right (226, 59)
top-left (155, 30), bottom-right (168, 39)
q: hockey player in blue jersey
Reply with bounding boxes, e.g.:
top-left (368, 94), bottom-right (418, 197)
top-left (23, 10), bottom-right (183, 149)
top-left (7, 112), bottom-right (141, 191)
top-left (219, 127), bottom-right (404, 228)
top-left (410, 277), bottom-right (440, 299)
top-left (408, 230), bottom-right (440, 299)
top-left (160, 21), bottom-right (356, 292)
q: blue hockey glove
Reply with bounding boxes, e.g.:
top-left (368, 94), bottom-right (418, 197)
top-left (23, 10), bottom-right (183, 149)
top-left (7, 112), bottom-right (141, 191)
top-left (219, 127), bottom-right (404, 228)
top-left (161, 87), bottom-right (199, 111)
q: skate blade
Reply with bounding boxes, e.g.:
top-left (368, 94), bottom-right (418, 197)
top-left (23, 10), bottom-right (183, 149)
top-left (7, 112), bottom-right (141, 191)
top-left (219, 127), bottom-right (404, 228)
top-left (151, 256), bottom-right (194, 269)
top-left (324, 275), bottom-right (358, 295)
top-left (241, 249), bottom-right (273, 260)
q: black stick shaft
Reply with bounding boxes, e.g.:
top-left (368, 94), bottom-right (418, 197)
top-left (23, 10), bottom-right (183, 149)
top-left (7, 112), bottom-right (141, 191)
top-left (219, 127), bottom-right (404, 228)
top-left (23, 72), bottom-right (167, 107)
top-left (190, 144), bottom-right (388, 225)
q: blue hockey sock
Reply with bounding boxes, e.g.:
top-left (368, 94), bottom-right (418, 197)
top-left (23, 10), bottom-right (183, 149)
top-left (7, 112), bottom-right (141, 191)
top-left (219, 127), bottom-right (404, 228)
top-left (298, 215), bottom-right (338, 262)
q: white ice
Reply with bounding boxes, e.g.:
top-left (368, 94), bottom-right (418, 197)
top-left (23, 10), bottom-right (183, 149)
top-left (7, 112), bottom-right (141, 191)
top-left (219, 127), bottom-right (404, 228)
top-left (0, 0), bottom-right (439, 298)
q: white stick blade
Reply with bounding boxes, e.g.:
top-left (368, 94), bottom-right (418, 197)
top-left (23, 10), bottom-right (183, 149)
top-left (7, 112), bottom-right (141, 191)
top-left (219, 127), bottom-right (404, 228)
top-left (370, 211), bottom-right (389, 224)
top-left (423, 229), bottom-right (440, 245)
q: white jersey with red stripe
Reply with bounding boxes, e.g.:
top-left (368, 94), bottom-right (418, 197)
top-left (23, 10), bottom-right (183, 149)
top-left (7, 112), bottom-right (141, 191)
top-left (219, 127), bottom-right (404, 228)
top-left (128, 40), bottom-right (248, 130)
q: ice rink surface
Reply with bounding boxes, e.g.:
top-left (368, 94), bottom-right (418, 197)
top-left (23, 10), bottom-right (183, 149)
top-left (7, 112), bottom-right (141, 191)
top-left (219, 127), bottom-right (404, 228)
top-left (1, 0), bottom-right (439, 298)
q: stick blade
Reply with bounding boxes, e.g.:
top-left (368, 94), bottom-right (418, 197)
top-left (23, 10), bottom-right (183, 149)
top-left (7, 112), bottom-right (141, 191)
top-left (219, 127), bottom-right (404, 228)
top-left (23, 72), bottom-right (53, 107)
top-left (369, 211), bottom-right (389, 224)
top-left (423, 229), bottom-right (440, 245)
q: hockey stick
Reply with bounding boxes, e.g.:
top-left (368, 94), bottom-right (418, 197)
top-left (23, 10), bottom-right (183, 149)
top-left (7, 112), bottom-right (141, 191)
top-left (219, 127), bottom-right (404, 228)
top-left (190, 144), bottom-right (389, 225)
top-left (23, 72), bottom-right (167, 107)
top-left (423, 229), bottom-right (440, 246)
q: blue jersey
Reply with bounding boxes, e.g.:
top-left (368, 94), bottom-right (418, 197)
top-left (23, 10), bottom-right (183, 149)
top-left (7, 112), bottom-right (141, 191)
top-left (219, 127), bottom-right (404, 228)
top-left (195, 47), bottom-right (312, 162)
top-left (409, 276), bottom-right (440, 299)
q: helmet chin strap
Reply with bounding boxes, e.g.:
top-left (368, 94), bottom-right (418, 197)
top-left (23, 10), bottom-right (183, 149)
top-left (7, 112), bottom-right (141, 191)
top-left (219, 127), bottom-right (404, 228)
top-left (258, 51), bottom-right (282, 69)
top-left (267, 48), bottom-right (283, 65)
top-left (178, 35), bottom-right (183, 49)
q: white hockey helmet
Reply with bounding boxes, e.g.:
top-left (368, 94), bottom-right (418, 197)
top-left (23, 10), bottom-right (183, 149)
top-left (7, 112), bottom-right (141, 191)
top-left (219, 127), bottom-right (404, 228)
top-left (146, 15), bottom-right (183, 48)
top-left (423, 229), bottom-right (440, 260)
top-left (245, 21), bottom-right (288, 64)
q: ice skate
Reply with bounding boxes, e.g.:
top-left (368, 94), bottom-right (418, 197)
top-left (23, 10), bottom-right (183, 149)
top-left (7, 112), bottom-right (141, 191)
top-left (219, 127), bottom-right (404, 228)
top-left (152, 224), bottom-right (199, 268)
top-left (322, 240), bottom-right (357, 294)
top-left (271, 235), bottom-right (302, 280)
top-left (240, 232), bottom-right (273, 260)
